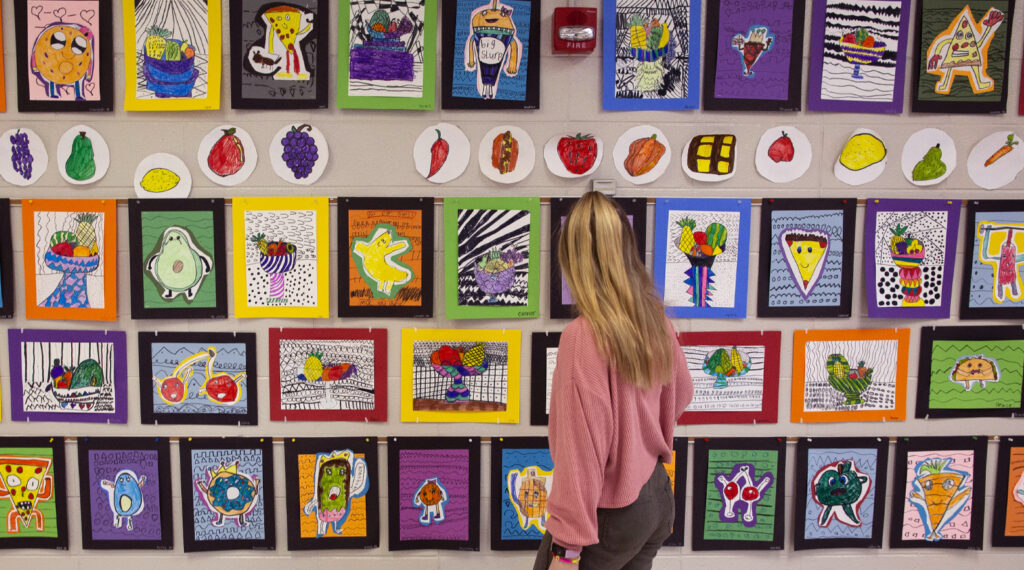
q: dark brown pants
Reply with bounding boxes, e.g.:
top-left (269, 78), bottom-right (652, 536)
top-left (533, 463), bottom-right (673, 570)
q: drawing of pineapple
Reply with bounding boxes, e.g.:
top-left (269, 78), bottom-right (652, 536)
top-left (677, 218), bottom-right (727, 308)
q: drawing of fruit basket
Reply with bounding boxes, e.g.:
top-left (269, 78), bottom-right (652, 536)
top-left (889, 224), bottom-right (926, 307)
top-left (839, 29), bottom-right (886, 79)
top-left (826, 354), bottom-right (873, 406)
top-left (43, 214), bottom-right (101, 309)
top-left (628, 16), bottom-right (672, 61)
top-left (349, 10), bottom-right (414, 81)
top-left (677, 219), bottom-right (727, 308)
top-left (142, 28), bottom-right (199, 98)
top-left (49, 358), bottom-right (104, 410)
top-left (474, 247), bottom-right (523, 303)
top-left (251, 233), bottom-right (297, 300)
top-left (431, 344), bottom-right (489, 403)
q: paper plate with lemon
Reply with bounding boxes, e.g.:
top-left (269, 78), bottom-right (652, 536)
top-left (133, 153), bottom-right (192, 198)
top-left (834, 129), bottom-right (888, 186)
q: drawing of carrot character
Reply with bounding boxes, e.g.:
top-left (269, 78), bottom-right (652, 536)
top-left (977, 224), bottom-right (1024, 303)
top-left (908, 457), bottom-right (972, 542)
top-left (464, 0), bottom-right (521, 99)
top-left (925, 7), bottom-right (1004, 94)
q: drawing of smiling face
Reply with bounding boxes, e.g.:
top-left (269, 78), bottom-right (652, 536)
top-left (33, 24), bottom-right (93, 85)
top-left (472, 6), bottom-right (515, 33)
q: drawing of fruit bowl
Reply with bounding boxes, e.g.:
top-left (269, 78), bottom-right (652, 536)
top-left (826, 354), bottom-right (873, 406)
top-left (431, 344), bottom-right (489, 403)
top-left (49, 358), bottom-right (103, 410)
top-left (142, 35), bottom-right (198, 98)
top-left (258, 251), bottom-right (297, 299)
top-left (839, 30), bottom-right (886, 79)
top-left (43, 250), bottom-right (100, 309)
top-left (474, 247), bottom-right (522, 303)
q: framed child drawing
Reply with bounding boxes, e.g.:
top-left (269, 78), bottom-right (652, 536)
top-left (0, 437), bottom-right (68, 549)
top-left (14, 0), bottom-right (114, 112)
top-left (229, 0), bottom-right (329, 109)
top-left (122, 0), bottom-right (222, 111)
top-left (441, 0), bottom-right (540, 110)
top-left (338, 0), bottom-right (436, 110)
top-left (992, 436), bottom-right (1024, 546)
top-left (959, 200), bottom-right (1024, 320)
top-left (0, 200), bottom-right (14, 318)
top-left (21, 199), bottom-right (117, 321)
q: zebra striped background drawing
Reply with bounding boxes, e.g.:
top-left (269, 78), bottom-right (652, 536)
top-left (455, 207), bottom-right (530, 307)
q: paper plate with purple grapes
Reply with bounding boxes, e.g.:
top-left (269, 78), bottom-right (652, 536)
top-left (269, 123), bottom-right (330, 185)
top-left (0, 128), bottom-right (49, 187)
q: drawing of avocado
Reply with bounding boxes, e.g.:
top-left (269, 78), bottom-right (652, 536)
top-left (145, 226), bottom-right (213, 301)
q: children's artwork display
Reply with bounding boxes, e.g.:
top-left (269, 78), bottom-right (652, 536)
top-left (602, 0), bottom-right (702, 110)
top-left (77, 437), bottom-right (173, 550)
top-left (56, 125), bottom-right (111, 185)
top-left (14, 0), bottom-right (113, 112)
top-left (890, 436), bottom-right (986, 549)
top-left (138, 331), bottom-right (258, 426)
top-left (864, 199), bottom-right (960, 319)
top-left (232, 196), bottom-right (329, 318)
top-left (807, 0), bottom-right (911, 113)
top-left (284, 437), bottom-right (379, 550)
top-left (0, 437), bottom-right (68, 549)
top-left (229, 0), bottom-right (328, 109)
top-left (0, 200), bottom-right (14, 319)
top-left (21, 199), bottom-right (117, 321)
top-left (401, 328), bottom-right (520, 423)
top-left (677, 331), bottom-right (781, 425)
top-left (123, 0), bottom-right (222, 111)
top-left (793, 328), bottom-right (909, 423)
top-left (960, 200), bottom-right (1024, 319)
top-left (915, 325), bottom-right (1024, 418)
top-left (132, 153), bottom-right (192, 198)
top-left (444, 197), bottom-right (539, 320)
top-left (834, 129), bottom-right (889, 186)
top-left (992, 436), bottom-right (1024, 546)
top-left (338, 0), bottom-right (435, 110)
top-left (912, 0), bottom-right (1015, 113)
top-left (757, 198), bottom-right (857, 318)
top-left (8, 329), bottom-right (127, 423)
top-left (543, 132), bottom-right (604, 178)
top-left (489, 437), bottom-right (552, 550)
top-left (270, 328), bottom-right (387, 422)
top-left (966, 131), bottom-right (1023, 189)
top-left (754, 126), bottom-right (812, 183)
top-left (692, 437), bottom-right (786, 550)
top-left (196, 125), bottom-right (258, 186)
top-left (900, 128), bottom-right (956, 186)
top-left (477, 125), bottom-right (536, 184)
top-left (653, 198), bottom-right (751, 319)
top-left (702, 0), bottom-right (805, 111)
top-left (529, 332), bottom-right (559, 426)
top-left (793, 437), bottom-right (889, 550)
top-left (613, 125), bottom-right (672, 185)
top-left (387, 437), bottom-right (480, 551)
top-left (0, 127), bottom-right (48, 187)
top-left (441, 0), bottom-right (539, 110)
top-left (179, 437), bottom-right (275, 552)
top-left (128, 198), bottom-right (226, 319)
top-left (548, 197), bottom-right (647, 319)
top-left (413, 123), bottom-right (471, 183)
top-left (338, 197), bottom-right (434, 318)
top-left (269, 122), bottom-right (329, 185)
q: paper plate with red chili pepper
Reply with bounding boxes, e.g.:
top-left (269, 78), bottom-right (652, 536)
top-left (612, 125), bottom-right (671, 185)
top-left (414, 123), bottom-right (471, 184)
top-left (478, 125), bottom-right (536, 184)
top-left (754, 126), bottom-right (811, 184)
top-left (544, 133), bottom-right (603, 178)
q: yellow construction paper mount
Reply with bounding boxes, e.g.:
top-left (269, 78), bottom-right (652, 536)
top-left (232, 196), bottom-right (330, 318)
top-left (401, 328), bottom-right (521, 424)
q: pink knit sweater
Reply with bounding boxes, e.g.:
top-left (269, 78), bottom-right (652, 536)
top-left (546, 317), bottom-right (693, 552)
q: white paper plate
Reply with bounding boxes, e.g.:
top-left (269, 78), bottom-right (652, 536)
top-left (414, 123), bottom-right (471, 184)
top-left (134, 153), bottom-right (192, 198)
top-left (478, 126), bottom-right (536, 184)
top-left (57, 125), bottom-right (110, 186)
top-left (544, 133), bottom-right (603, 178)
top-left (755, 126), bottom-right (811, 184)
top-left (269, 123), bottom-right (329, 185)
top-left (901, 128), bottom-right (956, 187)
top-left (967, 131), bottom-right (1023, 190)
top-left (612, 125), bottom-right (670, 185)
top-left (197, 125), bottom-right (258, 186)
top-left (682, 134), bottom-right (738, 182)
top-left (834, 129), bottom-right (888, 186)
top-left (0, 128), bottom-right (48, 186)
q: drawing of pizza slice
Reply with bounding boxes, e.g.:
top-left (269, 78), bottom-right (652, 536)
top-left (940, 11), bottom-right (982, 67)
top-left (264, 5), bottom-right (304, 50)
top-left (779, 229), bottom-right (830, 298)
top-left (0, 455), bottom-right (54, 525)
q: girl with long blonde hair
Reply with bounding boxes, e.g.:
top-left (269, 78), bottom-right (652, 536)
top-left (536, 191), bottom-right (693, 569)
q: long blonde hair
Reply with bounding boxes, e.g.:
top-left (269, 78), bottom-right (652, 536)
top-left (557, 191), bottom-right (675, 389)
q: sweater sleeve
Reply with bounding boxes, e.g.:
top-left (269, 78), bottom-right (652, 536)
top-left (545, 322), bottom-right (614, 553)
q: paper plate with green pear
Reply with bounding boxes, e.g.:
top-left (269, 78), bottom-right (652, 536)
top-left (901, 128), bottom-right (956, 187)
top-left (57, 125), bottom-right (110, 185)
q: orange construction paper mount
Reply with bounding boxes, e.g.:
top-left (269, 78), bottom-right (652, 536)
top-left (791, 328), bottom-right (910, 423)
top-left (21, 199), bottom-right (118, 321)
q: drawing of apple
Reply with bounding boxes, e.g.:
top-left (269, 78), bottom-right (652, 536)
top-left (767, 131), bottom-right (795, 163)
top-left (207, 127), bottom-right (245, 177)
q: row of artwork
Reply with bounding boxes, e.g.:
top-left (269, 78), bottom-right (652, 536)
top-left (3, 323), bottom-right (1021, 427)
top-left (2, 0), bottom-right (1023, 114)
top-left (2, 435), bottom-right (1024, 552)
top-left (3, 196), bottom-right (1023, 323)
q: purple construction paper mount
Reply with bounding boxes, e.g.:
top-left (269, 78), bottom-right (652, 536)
top-left (863, 199), bottom-right (960, 319)
top-left (7, 328), bottom-right (128, 423)
top-left (806, 0), bottom-right (911, 113)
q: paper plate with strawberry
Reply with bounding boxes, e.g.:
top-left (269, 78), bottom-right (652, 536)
top-left (197, 125), bottom-right (258, 186)
top-left (544, 133), bottom-right (603, 178)
top-left (755, 126), bottom-right (811, 184)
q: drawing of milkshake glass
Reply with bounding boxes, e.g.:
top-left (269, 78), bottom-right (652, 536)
top-left (677, 218), bottom-right (727, 308)
top-left (627, 15), bottom-right (673, 92)
top-left (430, 344), bottom-right (489, 403)
top-left (251, 233), bottom-right (296, 301)
top-left (43, 213), bottom-right (101, 308)
top-left (889, 224), bottom-right (926, 307)
top-left (826, 354), bottom-right (873, 406)
top-left (349, 9), bottom-right (415, 81)
top-left (839, 29), bottom-right (886, 79)
top-left (474, 247), bottom-right (523, 303)
top-left (732, 26), bottom-right (774, 77)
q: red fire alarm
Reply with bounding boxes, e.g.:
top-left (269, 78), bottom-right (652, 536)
top-left (552, 7), bottom-right (597, 54)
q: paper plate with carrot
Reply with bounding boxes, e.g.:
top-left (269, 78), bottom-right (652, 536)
top-left (967, 131), bottom-right (1023, 190)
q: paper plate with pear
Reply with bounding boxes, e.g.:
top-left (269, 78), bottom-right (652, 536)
top-left (901, 128), bottom-right (956, 187)
top-left (57, 125), bottom-right (111, 185)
